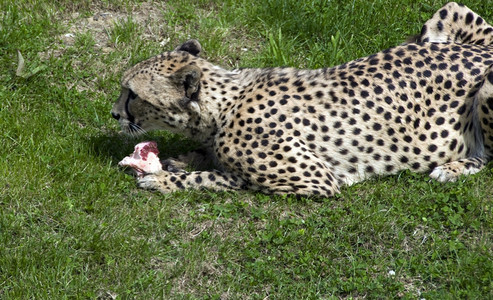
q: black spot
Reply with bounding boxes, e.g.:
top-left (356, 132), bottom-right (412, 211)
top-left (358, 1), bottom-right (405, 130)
top-left (437, 21), bottom-right (443, 32)
top-left (415, 61), bottom-right (424, 68)
top-left (488, 71), bottom-right (493, 85)
top-left (439, 9), bottom-right (447, 20)
top-left (369, 58), bottom-right (379, 65)
top-left (465, 12), bottom-right (474, 25)
top-left (457, 104), bottom-right (467, 115)
top-left (450, 139), bottom-right (457, 151)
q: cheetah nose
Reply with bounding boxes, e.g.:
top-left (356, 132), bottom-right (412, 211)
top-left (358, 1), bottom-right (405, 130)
top-left (111, 112), bottom-right (120, 120)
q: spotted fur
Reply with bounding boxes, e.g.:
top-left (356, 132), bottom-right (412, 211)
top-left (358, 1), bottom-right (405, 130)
top-left (416, 2), bottom-right (493, 46)
top-left (112, 2), bottom-right (493, 197)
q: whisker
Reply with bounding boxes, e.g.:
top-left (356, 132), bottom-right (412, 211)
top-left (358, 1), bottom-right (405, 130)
top-left (128, 123), bottom-right (147, 137)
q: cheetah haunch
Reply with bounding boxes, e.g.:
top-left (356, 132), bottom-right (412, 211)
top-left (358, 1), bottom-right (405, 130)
top-left (112, 2), bottom-right (493, 197)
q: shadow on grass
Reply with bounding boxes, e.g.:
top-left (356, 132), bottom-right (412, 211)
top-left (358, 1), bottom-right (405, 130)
top-left (87, 131), bottom-right (201, 165)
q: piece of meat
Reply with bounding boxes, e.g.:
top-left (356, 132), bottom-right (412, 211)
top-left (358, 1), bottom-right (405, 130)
top-left (118, 141), bottom-right (162, 177)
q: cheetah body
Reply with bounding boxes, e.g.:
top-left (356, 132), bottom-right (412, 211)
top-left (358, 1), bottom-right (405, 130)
top-left (112, 2), bottom-right (493, 197)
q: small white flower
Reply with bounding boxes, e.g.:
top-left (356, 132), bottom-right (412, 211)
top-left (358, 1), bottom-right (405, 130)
top-left (159, 38), bottom-right (170, 47)
top-left (388, 270), bottom-right (396, 276)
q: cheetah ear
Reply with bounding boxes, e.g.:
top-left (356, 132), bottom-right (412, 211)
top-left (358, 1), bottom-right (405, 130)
top-left (172, 65), bottom-right (202, 114)
top-left (174, 39), bottom-right (202, 57)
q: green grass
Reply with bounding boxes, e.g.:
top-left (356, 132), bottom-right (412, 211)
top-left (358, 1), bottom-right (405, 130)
top-left (1, 0), bottom-right (493, 298)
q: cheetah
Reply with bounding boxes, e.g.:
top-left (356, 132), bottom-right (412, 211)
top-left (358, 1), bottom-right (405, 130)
top-left (111, 2), bottom-right (493, 197)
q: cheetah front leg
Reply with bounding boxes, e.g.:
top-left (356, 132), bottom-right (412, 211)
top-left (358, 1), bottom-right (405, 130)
top-left (137, 169), bottom-right (246, 193)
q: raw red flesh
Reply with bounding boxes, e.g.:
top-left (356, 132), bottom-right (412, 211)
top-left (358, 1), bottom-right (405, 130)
top-left (118, 141), bottom-right (162, 177)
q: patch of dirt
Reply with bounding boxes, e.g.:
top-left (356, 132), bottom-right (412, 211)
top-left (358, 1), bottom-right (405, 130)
top-left (39, 1), bottom-right (169, 62)
top-left (63, 1), bottom-right (168, 50)
top-left (38, 1), bottom-right (171, 94)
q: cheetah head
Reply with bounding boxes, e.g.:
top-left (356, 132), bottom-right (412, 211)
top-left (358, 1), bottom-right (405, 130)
top-left (111, 40), bottom-right (204, 136)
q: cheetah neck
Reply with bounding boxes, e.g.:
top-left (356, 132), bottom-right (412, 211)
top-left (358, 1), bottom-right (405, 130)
top-left (188, 64), bottom-right (257, 146)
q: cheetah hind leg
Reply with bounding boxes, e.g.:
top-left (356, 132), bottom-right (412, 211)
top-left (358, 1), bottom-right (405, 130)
top-left (429, 69), bottom-right (493, 182)
top-left (415, 2), bottom-right (493, 45)
top-left (430, 64), bottom-right (493, 182)
top-left (429, 157), bottom-right (487, 182)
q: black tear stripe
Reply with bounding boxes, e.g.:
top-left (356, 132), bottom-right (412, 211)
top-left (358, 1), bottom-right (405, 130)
top-left (125, 89), bottom-right (138, 123)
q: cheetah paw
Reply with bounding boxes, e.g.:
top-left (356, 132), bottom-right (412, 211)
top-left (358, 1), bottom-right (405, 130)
top-left (429, 162), bottom-right (481, 183)
top-left (137, 174), bottom-right (166, 192)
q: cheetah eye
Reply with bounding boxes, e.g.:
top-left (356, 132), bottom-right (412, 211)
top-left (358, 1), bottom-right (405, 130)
top-left (128, 89), bottom-right (138, 101)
